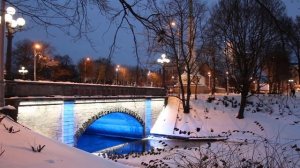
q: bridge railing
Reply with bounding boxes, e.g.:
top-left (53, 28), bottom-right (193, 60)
top-left (5, 80), bottom-right (166, 98)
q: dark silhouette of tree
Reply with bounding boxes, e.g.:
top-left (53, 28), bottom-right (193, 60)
top-left (12, 39), bottom-right (33, 79)
top-left (265, 44), bottom-right (291, 93)
top-left (52, 55), bottom-right (78, 82)
top-left (287, 16), bottom-right (300, 84)
top-left (209, 0), bottom-right (286, 119)
top-left (12, 39), bottom-right (56, 80)
top-left (94, 58), bottom-right (114, 84)
top-left (144, 0), bottom-right (207, 113)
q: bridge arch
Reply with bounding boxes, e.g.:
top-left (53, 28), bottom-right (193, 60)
top-left (74, 106), bottom-right (145, 143)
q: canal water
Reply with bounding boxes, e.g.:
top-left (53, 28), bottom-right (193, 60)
top-left (75, 112), bottom-right (205, 155)
top-left (95, 137), bottom-right (206, 155)
top-left (76, 112), bottom-right (144, 153)
top-left (76, 99), bottom-right (160, 154)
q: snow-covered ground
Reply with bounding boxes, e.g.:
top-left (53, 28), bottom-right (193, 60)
top-left (0, 115), bottom-right (129, 168)
top-left (115, 94), bottom-right (300, 167)
top-left (1, 93), bottom-right (300, 167)
top-left (152, 94), bottom-right (300, 142)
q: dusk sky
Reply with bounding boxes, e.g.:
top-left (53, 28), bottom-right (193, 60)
top-left (13, 0), bottom-right (300, 66)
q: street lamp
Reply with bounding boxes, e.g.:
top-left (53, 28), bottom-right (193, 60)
top-left (84, 57), bottom-right (90, 83)
top-left (171, 21), bottom-right (176, 27)
top-left (288, 79), bottom-right (294, 96)
top-left (115, 65), bottom-right (120, 85)
top-left (170, 21), bottom-right (181, 59)
top-left (18, 66), bottom-right (28, 79)
top-left (226, 71), bottom-right (229, 95)
top-left (157, 53), bottom-right (170, 89)
top-left (147, 70), bottom-right (151, 86)
top-left (33, 43), bottom-right (42, 81)
top-left (0, 1), bottom-right (5, 107)
top-left (208, 71), bottom-right (211, 90)
top-left (1, 6), bottom-right (25, 80)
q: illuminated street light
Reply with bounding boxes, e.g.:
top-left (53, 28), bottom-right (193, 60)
top-left (84, 57), bottom-right (90, 83)
top-left (33, 43), bottom-right (42, 81)
top-left (18, 66), bottom-right (28, 79)
top-left (171, 21), bottom-right (176, 27)
top-left (147, 70), bottom-right (151, 86)
top-left (115, 65), bottom-right (120, 85)
top-left (157, 54), bottom-right (170, 89)
top-left (0, 6), bottom-right (25, 80)
top-left (208, 71), bottom-right (211, 90)
top-left (288, 79), bottom-right (295, 96)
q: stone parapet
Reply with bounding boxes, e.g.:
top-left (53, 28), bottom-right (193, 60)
top-left (5, 80), bottom-right (166, 97)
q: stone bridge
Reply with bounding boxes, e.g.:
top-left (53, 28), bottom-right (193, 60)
top-left (16, 97), bottom-right (165, 146)
top-left (5, 80), bottom-right (165, 97)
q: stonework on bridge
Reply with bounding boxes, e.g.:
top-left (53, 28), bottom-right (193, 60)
top-left (17, 98), bottom-right (165, 146)
top-left (5, 80), bottom-right (166, 97)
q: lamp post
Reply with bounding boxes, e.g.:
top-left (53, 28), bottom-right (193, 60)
top-left (208, 71), bottom-right (211, 90)
top-left (18, 66), bottom-right (28, 79)
top-left (33, 43), bottom-right (41, 81)
top-left (115, 65), bottom-right (120, 85)
top-left (147, 70), bottom-right (151, 86)
top-left (0, 1), bottom-right (5, 107)
top-left (288, 79), bottom-right (294, 96)
top-left (157, 54), bottom-right (170, 89)
top-left (2, 6), bottom-right (25, 80)
top-left (226, 71), bottom-right (229, 95)
top-left (84, 57), bottom-right (90, 83)
top-left (171, 21), bottom-right (181, 59)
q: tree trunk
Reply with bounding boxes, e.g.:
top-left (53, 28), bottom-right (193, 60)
top-left (256, 70), bottom-right (263, 93)
top-left (297, 52), bottom-right (300, 85)
top-left (184, 100), bottom-right (190, 113)
top-left (298, 65), bottom-right (300, 85)
top-left (184, 81), bottom-right (191, 113)
top-left (184, 73), bottom-right (191, 113)
top-left (237, 92), bottom-right (246, 119)
top-left (194, 82), bottom-right (198, 100)
top-left (236, 85), bottom-right (249, 119)
top-left (212, 52), bottom-right (216, 95)
top-left (184, 86), bottom-right (191, 113)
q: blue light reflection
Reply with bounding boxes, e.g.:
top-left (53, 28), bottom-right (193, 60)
top-left (62, 101), bottom-right (75, 145)
top-left (77, 112), bottom-right (143, 153)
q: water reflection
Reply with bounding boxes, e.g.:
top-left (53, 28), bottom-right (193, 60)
top-left (98, 137), bottom-right (206, 155)
top-left (76, 111), bottom-right (207, 155)
top-left (76, 134), bottom-right (138, 153)
top-left (76, 112), bottom-right (143, 153)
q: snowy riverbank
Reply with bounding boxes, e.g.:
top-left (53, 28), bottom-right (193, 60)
top-left (1, 93), bottom-right (300, 167)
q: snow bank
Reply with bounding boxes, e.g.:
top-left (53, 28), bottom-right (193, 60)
top-left (152, 94), bottom-right (300, 143)
top-left (0, 115), bottom-right (129, 168)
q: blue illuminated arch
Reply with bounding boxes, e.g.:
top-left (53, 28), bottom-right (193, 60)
top-left (74, 106), bottom-right (145, 143)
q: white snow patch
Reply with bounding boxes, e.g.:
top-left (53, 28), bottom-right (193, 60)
top-left (0, 115), bottom-right (130, 168)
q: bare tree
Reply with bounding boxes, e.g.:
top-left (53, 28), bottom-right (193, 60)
top-left (287, 16), bottom-right (300, 84)
top-left (209, 0), bottom-right (286, 119)
top-left (265, 44), bottom-right (291, 93)
top-left (12, 39), bottom-right (57, 80)
top-left (52, 54), bottom-right (78, 82)
top-left (142, 0), bottom-right (207, 113)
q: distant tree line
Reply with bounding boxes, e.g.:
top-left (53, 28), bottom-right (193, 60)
top-left (11, 39), bottom-right (162, 87)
